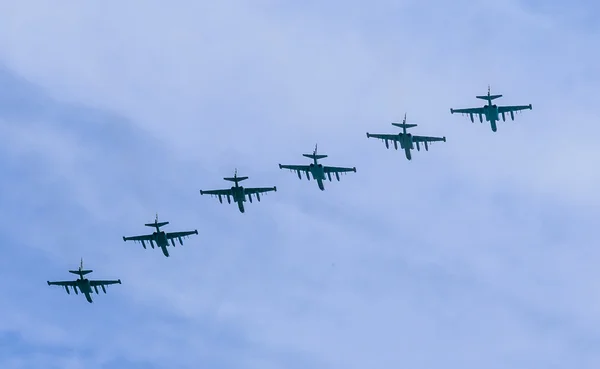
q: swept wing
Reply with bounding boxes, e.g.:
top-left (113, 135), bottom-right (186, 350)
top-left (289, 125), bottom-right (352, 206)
top-left (412, 135), bottom-right (445, 143)
top-left (200, 188), bottom-right (233, 196)
top-left (123, 234), bottom-right (153, 242)
top-left (498, 105), bottom-right (532, 113)
top-left (244, 187), bottom-right (277, 195)
top-left (450, 107), bottom-right (484, 114)
top-left (279, 164), bottom-right (310, 172)
top-left (366, 133), bottom-right (400, 142)
top-left (89, 279), bottom-right (121, 287)
top-left (48, 280), bottom-right (76, 287)
top-left (323, 166), bottom-right (356, 174)
top-left (166, 230), bottom-right (198, 240)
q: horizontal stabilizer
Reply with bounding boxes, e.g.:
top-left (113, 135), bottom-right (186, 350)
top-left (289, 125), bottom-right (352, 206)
top-left (145, 221), bottom-right (169, 228)
top-left (303, 154), bottom-right (328, 160)
top-left (69, 269), bottom-right (93, 275)
top-left (224, 176), bottom-right (248, 182)
top-left (477, 94), bottom-right (502, 100)
top-left (391, 123), bottom-right (417, 129)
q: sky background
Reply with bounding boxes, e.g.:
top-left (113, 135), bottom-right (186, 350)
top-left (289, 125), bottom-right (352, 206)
top-left (0, 1), bottom-right (599, 368)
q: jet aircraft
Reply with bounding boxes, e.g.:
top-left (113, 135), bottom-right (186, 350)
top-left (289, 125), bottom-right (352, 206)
top-left (278, 144), bottom-right (356, 190)
top-left (199, 169), bottom-right (277, 213)
top-left (366, 114), bottom-right (446, 160)
top-left (47, 259), bottom-right (121, 303)
top-left (450, 86), bottom-right (532, 132)
top-left (122, 214), bottom-right (198, 257)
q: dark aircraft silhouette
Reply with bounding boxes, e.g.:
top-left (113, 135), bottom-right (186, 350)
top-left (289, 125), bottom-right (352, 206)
top-left (278, 144), bottom-right (356, 190)
top-left (47, 259), bottom-right (121, 303)
top-left (199, 169), bottom-right (277, 213)
top-left (450, 86), bottom-right (532, 132)
top-left (122, 214), bottom-right (198, 257)
top-left (366, 113), bottom-right (446, 160)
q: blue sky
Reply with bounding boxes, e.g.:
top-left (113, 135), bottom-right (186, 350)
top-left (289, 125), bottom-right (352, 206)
top-left (0, 1), bottom-right (599, 368)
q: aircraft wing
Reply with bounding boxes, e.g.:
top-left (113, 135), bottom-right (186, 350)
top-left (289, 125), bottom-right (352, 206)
top-left (200, 188), bottom-right (233, 196)
top-left (498, 104), bottom-right (532, 113)
top-left (89, 279), bottom-right (121, 287)
top-left (366, 133), bottom-right (400, 141)
top-left (245, 186), bottom-right (277, 194)
top-left (323, 166), bottom-right (356, 173)
top-left (123, 234), bottom-right (153, 242)
top-left (47, 280), bottom-right (76, 286)
top-left (279, 164), bottom-right (311, 172)
top-left (412, 135), bottom-right (446, 143)
top-left (166, 230), bottom-right (198, 239)
top-left (450, 107), bottom-right (485, 114)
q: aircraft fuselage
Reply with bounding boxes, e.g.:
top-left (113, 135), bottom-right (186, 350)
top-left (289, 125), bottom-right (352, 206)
top-left (73, 278), bottom-right (94, 303)
top-left (308, 163), bottom-right (326, 190)
top-left (482, 104), bottom-right (499, 132)
top-left (150, 231), bottom-right (170, 257)
top-left (230, 186), bottom-right (247, 213)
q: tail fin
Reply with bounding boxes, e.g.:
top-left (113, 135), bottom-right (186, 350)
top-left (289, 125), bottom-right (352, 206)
top-left (391, 113), bottom-right (417, 131)
top-left (391, 123), bottom-right (417, 129)
top-left (224, 169), bottom-right (248, 182)
top-left (476, 85), bottom-right (502, 101)
top-left (303, 153), bottom-right (328, 159)
top-left (303, 144), bottom-right (328, 160)
top-left (69, 258), bottom-right (93, 276)
top-left (145, 213), bottom-right (169, 228)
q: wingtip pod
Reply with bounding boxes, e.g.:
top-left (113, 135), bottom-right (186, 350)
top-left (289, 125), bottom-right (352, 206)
top-left (366, 132), bottom-right (370, 138)
top-left (529, 104), bottom-right (532, 109)
top-left (47, 281), bottom-right (50, 285)
top-left (353, 167), bottom-right (357, 172)
top-left (118, 279), bottom-right (122, 284)
top-left (199, 190), bottom-right (204, 195)
top-left (274, 186), bottom-right (277, 192)
top-left (278, 164), bottom-right (282, 169)
top-left (194, 229), bottom-right (198, 235)
top-left (450, 108), bottom-right (455, 113)
top-left (443, 137), bottom-right (447, 142)
top-left (122, 236), bottom-right (126, 241)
